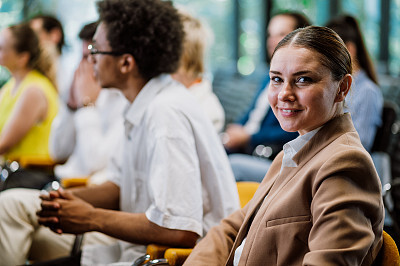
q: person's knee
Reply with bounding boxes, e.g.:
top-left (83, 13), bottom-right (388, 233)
top-left (0, 188), bottom-right (41, 218)
top-left (229, 154), bottom-right (249, 181)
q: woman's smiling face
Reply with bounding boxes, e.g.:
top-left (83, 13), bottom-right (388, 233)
top-left (268, 46), bottom-right (348, 135)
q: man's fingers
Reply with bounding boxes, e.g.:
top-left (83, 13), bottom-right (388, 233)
top-left (40, 200), bottom-right (61, 211)
top-left (38, 216), bottom-right (59, 224)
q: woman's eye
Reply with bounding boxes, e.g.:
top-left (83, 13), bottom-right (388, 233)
top-left (297, 77), bottom-right (312, 83)
top-left (270, 76), bottom-right (282, 83)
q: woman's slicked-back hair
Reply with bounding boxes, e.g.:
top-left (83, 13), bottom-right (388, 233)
top-left (97, 0), bottom-right (184, 80)
top-left (326, 15), bottom-right (378, 85)
top-left (272, 26), bottom-right (352, 81)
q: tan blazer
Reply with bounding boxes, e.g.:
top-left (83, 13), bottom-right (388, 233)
top-left (185, 114), bottom-right (384, 266)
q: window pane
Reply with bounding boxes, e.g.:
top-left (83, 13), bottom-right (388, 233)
top-left (237, 0), bottom-right (265, 75)
top-left (271, 0), bottom-right (323, 25)
top-left (173, 0), bottom-right (235, 72)
top-left (390, 0), bottom-right (400, 75)
top-left (340, 0), bottom-right (380, 66)
top-left (0, 0), bottom-right (22, 86)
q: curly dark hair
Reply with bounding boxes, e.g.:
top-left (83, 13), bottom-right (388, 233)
top-left (97, 0), bottom-right (184, 80)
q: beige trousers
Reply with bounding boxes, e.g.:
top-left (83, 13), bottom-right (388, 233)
top-left (0, 188), bottom-right (116, 266)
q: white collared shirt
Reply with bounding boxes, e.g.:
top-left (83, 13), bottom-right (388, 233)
top-left (280, 127), bottom-right (320, 171)
top-left (82, 74), bottom-right (239, 265)
top-left (189, 79), bottom-right (225, 132)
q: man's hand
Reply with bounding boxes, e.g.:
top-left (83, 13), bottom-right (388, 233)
top-left (37, 189), bottom-right (96, 235)
top-left (74, 58), bottom-right (101, 107)
top-left (37, 190), bottom-right (63, 234)
top-left (223, 124), bottom-right (251, 150)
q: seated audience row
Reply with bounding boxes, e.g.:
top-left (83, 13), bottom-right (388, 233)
top-left (0, 1), bottom-right (239, 265)
top-left (0, 1), bottom-right (385, 265)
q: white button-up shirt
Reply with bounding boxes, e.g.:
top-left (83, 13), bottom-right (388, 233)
top-left (82, 74), bottom-right (239, 265)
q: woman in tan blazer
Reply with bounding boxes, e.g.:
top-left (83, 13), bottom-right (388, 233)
top-left (184, 26), bottom-right (384, 266)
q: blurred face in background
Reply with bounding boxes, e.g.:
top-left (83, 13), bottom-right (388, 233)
top-left (0, 28), bottom-right (19, 71)
top-left (267, 15), bottom-right (297, 58)
top-left (30, 19), bottom-right (48, 43)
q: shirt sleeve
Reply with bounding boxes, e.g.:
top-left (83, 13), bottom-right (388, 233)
top-left (49, 101), bottom-right (76, 161)
top-left (145, 134), bottom-right (204, 236)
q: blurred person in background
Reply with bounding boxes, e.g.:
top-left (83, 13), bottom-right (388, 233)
top-left (0, 0), bottom-right (239, 265)
top-left (172, 10), bottom-right (225, 132)
top-left (326, 15), bottom-right (383, 152)
top-left (49, 21), bottom-right (128, 185)
top-left (30, 14), bottom-right (71, 100)
top-left (30, 14), bottom-right (65, 60)
top-left (0, 23), bottom-right (58, 168)
top-left (227, 11), bottom-right (310, 182)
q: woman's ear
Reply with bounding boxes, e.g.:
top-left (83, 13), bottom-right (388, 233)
top-left (335, 74), bottom-right (352, 102)
top-left (18, 51), bottom-right (31, 68)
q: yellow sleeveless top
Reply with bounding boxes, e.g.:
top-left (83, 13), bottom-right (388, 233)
top-left (0, 70), bottom-right (59, 162)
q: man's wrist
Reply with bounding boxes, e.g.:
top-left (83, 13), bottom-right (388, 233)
top-left (81, 96), bottom-right (95, 108)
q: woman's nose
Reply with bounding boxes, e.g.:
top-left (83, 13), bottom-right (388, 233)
top-left (278, 82), bottom-right (295, 102)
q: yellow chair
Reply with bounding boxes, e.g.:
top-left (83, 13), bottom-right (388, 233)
top-left (375, 230), bottom-right (400, 266)
top-left (146, 181), bottom-right (260, 265)
top-left (60, 176), bottom-right (89, 188)
top-left (7, 155), bottom-right (56, 173)
top-left (236, 181), bottom-right (260, 208)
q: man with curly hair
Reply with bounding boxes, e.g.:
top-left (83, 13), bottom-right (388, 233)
top-left (0, 0), bottom-right (239, 265)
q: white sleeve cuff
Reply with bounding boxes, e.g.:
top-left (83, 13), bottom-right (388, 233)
top-left (145, 205), bottom-right (203, 237)
top-left (74, 106), bottom-right (101, 129)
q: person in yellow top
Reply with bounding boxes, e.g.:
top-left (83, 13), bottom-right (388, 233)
top-left (0, 23), bottom-right (59, 163)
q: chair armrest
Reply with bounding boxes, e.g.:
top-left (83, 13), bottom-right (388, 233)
top-left (61, 177), bottom-right (89, 188)
top-left (7, 155), bottom-right (56, 172)
top-left (146, 244), bottom-right (170, 260)
top-left (164, 248), bottom-right (193, 266)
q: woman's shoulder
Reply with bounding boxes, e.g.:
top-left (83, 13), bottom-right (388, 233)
top-left (24, 70), bottom-right (57, 96)
top-left (318, 132), bottom-right (376, 174)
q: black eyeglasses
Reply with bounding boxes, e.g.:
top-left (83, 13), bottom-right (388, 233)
top-left (88, 44), bottom-right (125, 56)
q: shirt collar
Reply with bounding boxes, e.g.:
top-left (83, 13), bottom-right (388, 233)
top-left (124, 74), bottom-right (173, 128)
top-left (281, 127), bottom-right (321, 170)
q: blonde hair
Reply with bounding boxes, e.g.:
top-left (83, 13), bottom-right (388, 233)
top-left (9, 23), bottom-right (57, 88)
top-left (178, 11), bottom-right (212, 80)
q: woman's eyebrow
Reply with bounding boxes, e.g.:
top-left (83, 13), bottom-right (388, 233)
top-left (269, 70), bottom-right (313, 75)
top-left (293, 70), bottom-right (312, 76)
top-left (269, 70), bottom-right (281, 75)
